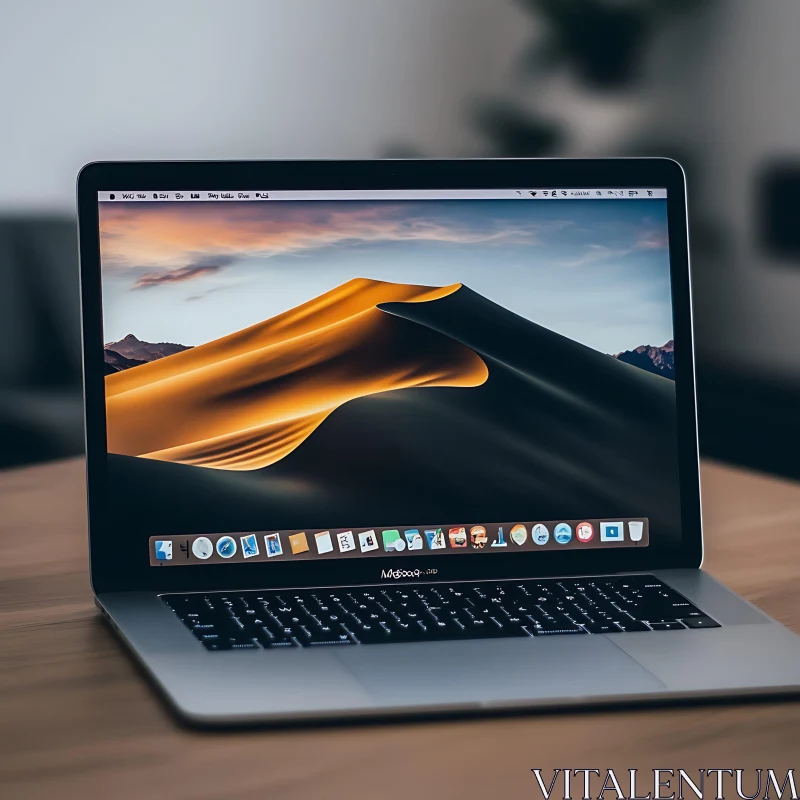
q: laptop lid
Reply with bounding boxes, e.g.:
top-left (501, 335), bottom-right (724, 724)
top-left (77, 159), bottom-right (701, 594)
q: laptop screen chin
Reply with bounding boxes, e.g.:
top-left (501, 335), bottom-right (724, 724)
top-left (96, 187), bottom-right (676, 568)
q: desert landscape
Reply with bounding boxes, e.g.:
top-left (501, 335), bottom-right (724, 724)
top-left (105, 278), bottom-right (682, 543)
top-left (105, 278), bottom-right (488, 470)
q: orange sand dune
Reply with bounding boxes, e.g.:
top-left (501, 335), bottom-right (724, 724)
top-left (105, 278), bottom-right (488, 470)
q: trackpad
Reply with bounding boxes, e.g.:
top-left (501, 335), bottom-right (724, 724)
top-left (337, 636), bottom-right (663, 706)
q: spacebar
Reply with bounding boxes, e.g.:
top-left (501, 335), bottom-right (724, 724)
top-left (410, 617), bottom-right (536, 642)
top-left (428, 622), bottom-right (533, 641)
top-left (531, 624), bottom-right (587, 635)
top-left (302, 630), bottom-right (353, 646)
top-left (351, 621), bottom-right (533, 644)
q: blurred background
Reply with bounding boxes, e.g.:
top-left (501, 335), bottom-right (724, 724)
top-left (1, 0), bottom-right (799, 476)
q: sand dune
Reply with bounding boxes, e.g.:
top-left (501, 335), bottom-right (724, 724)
top-left (110, 285), bottom-right (682, 543)
top-left (105, 279), bottom-right (488, 470)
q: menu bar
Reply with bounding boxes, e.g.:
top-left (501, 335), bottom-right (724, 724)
top-left (149, 518), bottom-right (649, 566)
top-left (99, 188), bottom-right (667, 203)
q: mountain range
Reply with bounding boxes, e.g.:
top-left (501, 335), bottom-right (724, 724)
top-left (105, 278), bottom-right (682, 544)
top-left (104, 335), bottom-right (674, 380)
top-left (612, 340), bottom-right (674, 379)
top-left (103, 348), bottom-right (147, 375)
top-left (103, 333), bottom-right (192, 374)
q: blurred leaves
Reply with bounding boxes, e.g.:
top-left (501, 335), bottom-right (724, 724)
top-left (517, 0), bottom-right (708, 88)
top-left (388, 0), bottom-right (710, 160)
top-left (470, 99), bottom-right (561, 156)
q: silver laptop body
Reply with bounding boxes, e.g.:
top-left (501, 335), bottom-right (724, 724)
top-left (77, 159), bottom-right (800, 725)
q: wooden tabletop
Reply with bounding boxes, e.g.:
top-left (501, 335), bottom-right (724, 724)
top-left (2, 458), bottom-right (800, 799)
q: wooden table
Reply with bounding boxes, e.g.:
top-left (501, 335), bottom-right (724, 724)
top-left (2, 458), bottom-right (800, 800)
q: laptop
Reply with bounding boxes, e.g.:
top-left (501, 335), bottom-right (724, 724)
top-left (77, 159), bottom-right (800, 725)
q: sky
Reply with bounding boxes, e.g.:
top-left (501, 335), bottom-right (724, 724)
top-left (99, 198), bottom-right (673, 354)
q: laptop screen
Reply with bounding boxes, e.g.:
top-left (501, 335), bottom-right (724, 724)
top-left (96, 187), bottom-right (677, 568)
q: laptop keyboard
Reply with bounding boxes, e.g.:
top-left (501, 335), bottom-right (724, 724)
top-left (163, 574), bottom-right (719, 651)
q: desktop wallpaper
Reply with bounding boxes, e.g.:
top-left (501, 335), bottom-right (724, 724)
top-left (98, 199), bottom-right (681, 543)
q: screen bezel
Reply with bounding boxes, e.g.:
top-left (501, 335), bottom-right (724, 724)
top-left (77, 158), bottom-right (702, 593)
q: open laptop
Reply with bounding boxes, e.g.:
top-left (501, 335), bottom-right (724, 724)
top-left (77, 159), bottom-right (800, 725)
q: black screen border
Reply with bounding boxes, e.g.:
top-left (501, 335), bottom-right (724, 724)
top-left (77, 158), bottom-right (702, 593)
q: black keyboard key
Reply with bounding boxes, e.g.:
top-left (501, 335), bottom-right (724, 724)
top-left (533, 626), bottom-right (588, 636)
top-left (254, 631), bottom-right (298, 649)
top-left (204, 640), bottom-right (233, 651)
top-left (227, 639), bottom-right (260, 649)
top-left (436, 616), bottom-right (529, 641)
top-left (614, 619), bottom-right (650, 632)
top-left (681, 616), bottom-right (721, 629)
top-left (584, 621), bottom-right (621, 634)
top-left (411, 616), bottom-right (459, 641)
top-left (461, 615), bottom-right (491, 633)
top-left (530, 622), bottom-right (587, 635)
top-left (648, 621), bottom-right (687, 631)
top-left (349, 624), bottom-right (391, 644)
top-left (306, 633), bottom-right (353, 646)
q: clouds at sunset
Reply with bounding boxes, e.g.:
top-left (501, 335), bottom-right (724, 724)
top-left (134, 255), bottom-right (238, 289)
top-left (99, 198), bottom-right (673, 355)
top-left (99, 201), bottom-right (558, 286)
